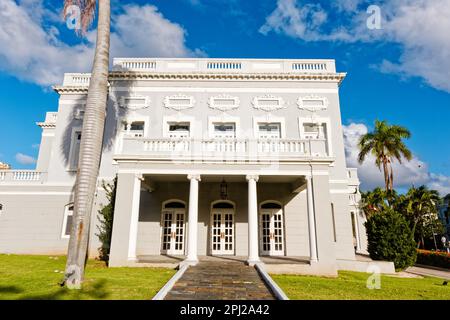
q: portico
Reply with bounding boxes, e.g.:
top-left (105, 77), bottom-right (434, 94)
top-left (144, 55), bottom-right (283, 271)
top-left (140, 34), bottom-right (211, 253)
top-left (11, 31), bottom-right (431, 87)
top-left (108, 169), bottom-right (326, 270)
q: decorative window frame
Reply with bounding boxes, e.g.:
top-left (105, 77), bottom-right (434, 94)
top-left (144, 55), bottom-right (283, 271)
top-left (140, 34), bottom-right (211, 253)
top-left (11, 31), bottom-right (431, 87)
top-left (208, 94), bottom-right (240, 112)
top-left (61, 203), bottom-right (74, 239)
top-left (163, 94), bottom-right (195, 111)
top-left (163, 115), bottom-right (195, 138)
top-left (208, 115), bottom-right (241, 139)
top-left (119, 95), bottom-right (151, 110)
top-left (298, 117), bottom-right (333, 156)
top-left (67, 126), bottom-right (82, 171)
top-left (297, 95), bottom-right (329, 111)
top-left (252, 115), bottom-right (286, 139)
top-left (251, 94), bottom-right (286, 112)
top-left (114, 116), bottom-right (150, 154)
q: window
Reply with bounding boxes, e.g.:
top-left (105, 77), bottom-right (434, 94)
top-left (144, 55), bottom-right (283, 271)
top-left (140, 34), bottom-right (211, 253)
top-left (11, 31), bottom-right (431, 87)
top-left (303, 123), bottom-right (326, 139)
top-left (258, 123), bottom-right (281, 139)
top-left (213, 123), bottom-right (236, 138)
top-left (331, 203), bottom-right (337, 242)
top-left (212, 201), bottom-right (234, 209)
top-left (168, 122), bottom-right (190, 138)
top-left (261, 202), bottom-right (282, 209)
top-left (0, 203), bottom-right (3, 214)
top-left (62, 204), bottom-right (74, 238)
top-left (69, 130), bottom-right (81, 170)
top-left (122, 121), bottom-right (145, 137)
top-left (164, 201), bottom-right (186, 209)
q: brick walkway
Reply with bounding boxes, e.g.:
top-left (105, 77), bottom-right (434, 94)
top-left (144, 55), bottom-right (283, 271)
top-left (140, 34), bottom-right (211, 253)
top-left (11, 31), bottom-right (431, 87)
top-left (164, 260), bottom-right (275, 300)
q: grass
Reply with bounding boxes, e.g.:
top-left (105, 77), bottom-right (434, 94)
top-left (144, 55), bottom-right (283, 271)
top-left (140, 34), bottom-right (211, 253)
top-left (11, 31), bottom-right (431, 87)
top-left (0, 254), bottom-right (176, 300)
top-left (272, 271), bottom-right (450, 300)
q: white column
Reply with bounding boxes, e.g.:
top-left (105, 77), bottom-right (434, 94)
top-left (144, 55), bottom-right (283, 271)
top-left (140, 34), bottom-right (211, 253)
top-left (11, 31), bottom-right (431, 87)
top-left (306, 175), bottom-right (318, 262)
top-left (128, 174), bottom-right (142, 260)
top-left (354, 210), bottom-right (362, 252)
top-left (186, 174), bottom-right (201, 264)
top-left (246, 174), bottom-right (260, 265)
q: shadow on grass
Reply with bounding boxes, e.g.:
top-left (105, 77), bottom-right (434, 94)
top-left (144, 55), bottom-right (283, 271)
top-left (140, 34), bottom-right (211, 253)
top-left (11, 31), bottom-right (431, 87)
top-left (19, 279), bottom-right (110, 300)
top-left (0, 285), bottom-right (24, 294)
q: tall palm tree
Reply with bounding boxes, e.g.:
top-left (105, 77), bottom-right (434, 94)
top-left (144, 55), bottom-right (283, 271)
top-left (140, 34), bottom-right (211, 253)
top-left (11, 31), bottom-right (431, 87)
top-left (403, 186), bottom-right (441, 247)
top-left (63, 0), bottom-right (110, 289)
top-left (358, 120), bottom-right (412, 191)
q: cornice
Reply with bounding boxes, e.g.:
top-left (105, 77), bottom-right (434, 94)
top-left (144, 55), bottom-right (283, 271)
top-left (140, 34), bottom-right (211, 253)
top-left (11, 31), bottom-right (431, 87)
top-left (36, 122), bottom-right (56, 128)
top-left (53, 72), bottom-right (346, 95)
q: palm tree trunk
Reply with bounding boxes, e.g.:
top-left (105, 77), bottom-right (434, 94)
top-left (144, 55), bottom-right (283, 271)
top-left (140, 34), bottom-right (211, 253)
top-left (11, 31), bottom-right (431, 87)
top-left (389, 159), bottom-right (394, 191)
top-left (64, 0), bottom-right (110, 289)
top-left (382, 158), bottom-right (390, 191)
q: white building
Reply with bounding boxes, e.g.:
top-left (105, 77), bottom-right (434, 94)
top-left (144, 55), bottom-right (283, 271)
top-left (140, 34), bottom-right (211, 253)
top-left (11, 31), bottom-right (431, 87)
top-left (0, 58), bottom-right (390, 275)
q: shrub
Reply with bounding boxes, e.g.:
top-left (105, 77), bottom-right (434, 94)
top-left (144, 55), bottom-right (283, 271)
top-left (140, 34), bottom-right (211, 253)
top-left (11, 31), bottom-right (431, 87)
top-left (416, 249), bottom-right (450, 269)
top-left (365, 208), bottom-right (417, 270)
top-left (96, 177), bottom-right (117, 264)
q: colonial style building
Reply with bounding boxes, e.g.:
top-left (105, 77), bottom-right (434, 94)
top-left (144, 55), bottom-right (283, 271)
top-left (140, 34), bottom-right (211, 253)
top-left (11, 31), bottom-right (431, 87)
top-left (0, 58), bottom-right (389, 275)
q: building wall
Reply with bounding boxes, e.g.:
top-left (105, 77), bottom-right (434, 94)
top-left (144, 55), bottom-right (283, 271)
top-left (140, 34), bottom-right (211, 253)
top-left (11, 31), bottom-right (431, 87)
top-left (0, 186), bottom-right (73, 255)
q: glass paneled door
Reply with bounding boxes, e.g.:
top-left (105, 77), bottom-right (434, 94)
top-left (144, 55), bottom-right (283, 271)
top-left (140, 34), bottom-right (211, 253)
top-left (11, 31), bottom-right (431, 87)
top-left (259, 203), bottom-right (284, 256)
top-left (211, 205), bottom-right (234, 255)
top-left (161, 203), bottom-right (186, 255)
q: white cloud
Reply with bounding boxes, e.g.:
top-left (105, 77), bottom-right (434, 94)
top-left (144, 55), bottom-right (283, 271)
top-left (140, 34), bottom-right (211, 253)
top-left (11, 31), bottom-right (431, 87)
top-left (260, 0), bottom-right (450, 93)
top-left (343, 122), bottom-right (450, 196)
top-left (15, 153), bottom-right (36, 165)
top-left (0, 1), bottom-right (203, 87)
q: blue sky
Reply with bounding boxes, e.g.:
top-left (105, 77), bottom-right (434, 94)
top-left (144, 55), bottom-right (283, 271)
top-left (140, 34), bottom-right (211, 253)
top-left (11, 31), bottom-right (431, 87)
top-left (0, 0), bottom-right (449, 194)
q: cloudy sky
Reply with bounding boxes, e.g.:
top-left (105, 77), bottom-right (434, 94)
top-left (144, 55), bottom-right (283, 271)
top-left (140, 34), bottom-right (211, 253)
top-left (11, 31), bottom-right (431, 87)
top-left (0, 0), bottom-right (449, 195)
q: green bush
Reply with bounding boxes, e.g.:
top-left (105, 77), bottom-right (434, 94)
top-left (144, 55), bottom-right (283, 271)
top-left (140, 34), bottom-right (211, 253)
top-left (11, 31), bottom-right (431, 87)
top-left (416, 250), bottom-right (450, 269)
top-left (364, 208), bottom-right (417, 270)
top-left (96, 177), bottom-right (117, 264)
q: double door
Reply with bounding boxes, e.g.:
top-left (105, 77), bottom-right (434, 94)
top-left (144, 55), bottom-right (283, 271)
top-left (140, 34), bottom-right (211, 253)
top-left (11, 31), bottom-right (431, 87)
top-left (211, 209), bottom-right (234, 255)
top-left (161, 209), bottom-right (185, 255)
top-left (260, 209), bottom-right (284, 256)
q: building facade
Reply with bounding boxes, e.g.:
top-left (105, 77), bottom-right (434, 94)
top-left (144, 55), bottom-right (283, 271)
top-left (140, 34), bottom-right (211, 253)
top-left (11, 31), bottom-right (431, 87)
top-left (0, 58), bottom-right (374, 275)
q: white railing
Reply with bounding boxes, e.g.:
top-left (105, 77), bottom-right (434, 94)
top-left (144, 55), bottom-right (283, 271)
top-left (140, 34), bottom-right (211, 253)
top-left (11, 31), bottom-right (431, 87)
top-left (0, 170), bottom-right (46, 183)
top-left (45, 112), bottom-right (58, 123)
top-left (119, 137), bottom-right (330, 160)
top-left (347, 168), bottom-right (359, 182)
top-left (112, 58), bottom-right (336, 74)
top-left (63, 73), bottom-right (91, 86)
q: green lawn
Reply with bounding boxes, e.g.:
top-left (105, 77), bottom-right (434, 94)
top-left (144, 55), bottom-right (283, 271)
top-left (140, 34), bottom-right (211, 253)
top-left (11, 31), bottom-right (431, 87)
top-left (0, 254), bottom-right (176, 300)
top-left (272, 271), bottom-right (449, 300)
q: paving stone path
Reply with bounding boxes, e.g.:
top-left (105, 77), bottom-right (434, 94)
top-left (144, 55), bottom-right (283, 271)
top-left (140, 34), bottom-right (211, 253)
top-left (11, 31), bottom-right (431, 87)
top-left (165, 261), bottom-right (275, 300)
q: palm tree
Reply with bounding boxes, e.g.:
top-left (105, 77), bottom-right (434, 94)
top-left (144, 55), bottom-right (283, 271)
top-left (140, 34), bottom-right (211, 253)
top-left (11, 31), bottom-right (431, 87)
top-left (360, 187), bottom-right (388, 217)
top-left (403, 186), bottom-right (441, 247)
top-left (358, 120), bottom-right (412, 191)
top-left (62, 0), bottom-right (110, 289)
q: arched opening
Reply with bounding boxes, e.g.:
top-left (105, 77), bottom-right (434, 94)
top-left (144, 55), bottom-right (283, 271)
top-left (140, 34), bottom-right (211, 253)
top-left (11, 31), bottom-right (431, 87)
top-left (259, 201), bottom-right (285, 256)
top-left (210, 200), bottom-right (235, 255)
top-left (161, 199), bottom-right (186, 255)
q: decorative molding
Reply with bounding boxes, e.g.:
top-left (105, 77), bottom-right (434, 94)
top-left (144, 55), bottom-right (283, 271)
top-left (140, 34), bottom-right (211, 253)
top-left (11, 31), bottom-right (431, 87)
top-left (163, 94), bottom-right (195, 111)
top-left (53, 73), bottom-right (346, 95)
top-left (252, 94), bottom-right (286, 112)
top-left (208, 94), bottom-right (240, 112)
top-left (119, 95), bottom-right (150, 110)
top-left (297, 95), bottom-right (329, 111)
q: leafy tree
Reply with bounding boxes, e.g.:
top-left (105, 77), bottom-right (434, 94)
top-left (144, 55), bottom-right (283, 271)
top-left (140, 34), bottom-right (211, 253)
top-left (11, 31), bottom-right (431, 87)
top-left (63, 0), bottom-right (111, 289)
top-left (401, 186), bottom-right (441, 247)
top-left (361, 188), bottom-right (399, 217)
top-left (358, 120), bottom-right (412, 191)
top-left (365, 208), bottom-right (417, 270)
top-left (96, 178), bottom-right (117, 264)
